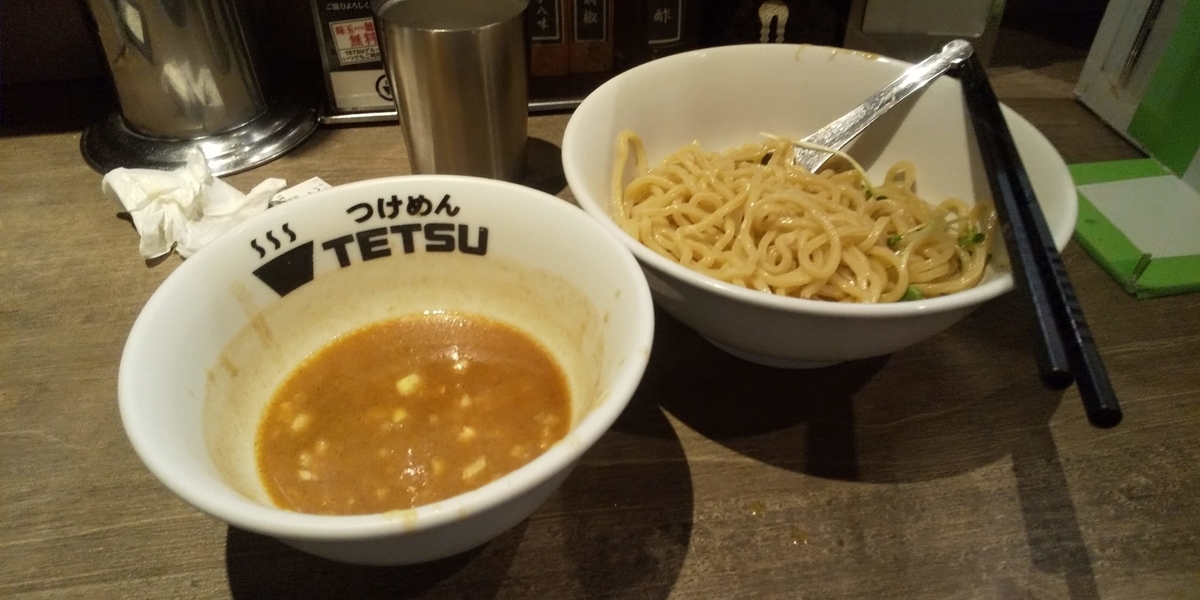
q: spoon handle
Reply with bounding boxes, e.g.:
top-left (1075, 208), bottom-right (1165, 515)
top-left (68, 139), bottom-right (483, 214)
top-left (790, 40), bottom-right (975, 172)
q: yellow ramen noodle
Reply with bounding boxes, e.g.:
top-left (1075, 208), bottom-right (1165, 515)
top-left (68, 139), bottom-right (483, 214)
top-left (612, 131), bottom-right (997, 303)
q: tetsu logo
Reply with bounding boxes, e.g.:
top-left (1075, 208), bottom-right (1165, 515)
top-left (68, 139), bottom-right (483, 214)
top-left (250, 223), bottom-right (314, 297)
top-left (250, 223), bottom-right (297, 258)
top-left (247, 192), bottom-right (487, 298)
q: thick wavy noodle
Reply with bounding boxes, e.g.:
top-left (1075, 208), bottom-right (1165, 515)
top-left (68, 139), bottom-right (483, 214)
top-left (612, 131), bottom-right (998, 303)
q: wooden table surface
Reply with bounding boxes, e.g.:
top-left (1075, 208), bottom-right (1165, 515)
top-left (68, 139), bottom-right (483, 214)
top-left (3, 36), bottom-right (1199, 599)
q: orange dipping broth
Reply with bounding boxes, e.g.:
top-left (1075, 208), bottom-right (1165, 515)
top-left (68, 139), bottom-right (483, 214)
top-left (255, 313), bottom-right (571, 515)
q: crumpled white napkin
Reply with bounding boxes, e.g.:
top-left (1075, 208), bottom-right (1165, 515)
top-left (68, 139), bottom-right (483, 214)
top-left (102, 148), bottom-right (286, 258)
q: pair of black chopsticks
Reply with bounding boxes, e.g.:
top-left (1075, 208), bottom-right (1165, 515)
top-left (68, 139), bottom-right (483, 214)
top-left (955, 54), bottom-right (1122, 429)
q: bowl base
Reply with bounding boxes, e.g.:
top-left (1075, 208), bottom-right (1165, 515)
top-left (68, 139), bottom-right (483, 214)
top-left (702, 336), bottom-right (838, 369)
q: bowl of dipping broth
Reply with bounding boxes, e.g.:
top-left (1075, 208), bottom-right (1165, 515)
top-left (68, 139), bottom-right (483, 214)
top-left (118, 176), bottom-right (654, 565)
top-left (563, 43), bottom-right (1076, 368)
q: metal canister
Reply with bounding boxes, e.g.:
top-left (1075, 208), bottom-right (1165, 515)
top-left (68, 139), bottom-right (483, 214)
top-left (80, 0), bottom-right (317, 175)
top-left (372, 0), bottom-right (530, 181)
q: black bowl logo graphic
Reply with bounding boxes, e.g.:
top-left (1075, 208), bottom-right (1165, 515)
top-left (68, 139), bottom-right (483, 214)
top-left (250, 223), bottom-right (314, 297)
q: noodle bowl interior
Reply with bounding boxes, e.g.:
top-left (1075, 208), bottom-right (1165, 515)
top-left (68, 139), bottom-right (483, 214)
top-left (613, 131), bottom-right (998, 303)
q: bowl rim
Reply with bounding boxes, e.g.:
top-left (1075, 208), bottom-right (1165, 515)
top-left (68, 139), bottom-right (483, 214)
top-left (118, 174), bottom-right (656, 540)
top-left (562, 43), bottom-right (1078, 319)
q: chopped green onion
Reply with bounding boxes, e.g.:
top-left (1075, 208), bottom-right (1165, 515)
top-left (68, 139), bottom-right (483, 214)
top-left (957, 230), bottom-right (986, 248)
top-left (955, 230), bottom-right (984, 247)
top-left (886, 234), bottom-right (903, 248)
top-left (900, 286), bottom-right (924, 301)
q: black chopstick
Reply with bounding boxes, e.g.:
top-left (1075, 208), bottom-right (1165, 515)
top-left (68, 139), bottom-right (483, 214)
top-left (956, 55), bottom-right (1074, 390)
top-left (956, 53), bottom-right (1123, 428)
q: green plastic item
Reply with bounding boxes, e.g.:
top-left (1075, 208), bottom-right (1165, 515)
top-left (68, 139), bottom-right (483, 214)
top-left (1071, 159), bottom-right (1200, 299)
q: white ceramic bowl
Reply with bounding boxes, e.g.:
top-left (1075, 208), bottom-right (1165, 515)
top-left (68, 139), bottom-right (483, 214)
top-left (563, 44), bottom-right (1077, 368)
top-left (118, 176), bottom-right (654, 565)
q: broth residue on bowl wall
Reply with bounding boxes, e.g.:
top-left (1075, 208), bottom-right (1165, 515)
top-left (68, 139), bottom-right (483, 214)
top-left (255, 313), bottom-right (571, 516)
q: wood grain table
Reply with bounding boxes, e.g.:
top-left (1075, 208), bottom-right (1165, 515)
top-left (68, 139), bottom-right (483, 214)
top-left (3, 37), bottom-right (1199, 599)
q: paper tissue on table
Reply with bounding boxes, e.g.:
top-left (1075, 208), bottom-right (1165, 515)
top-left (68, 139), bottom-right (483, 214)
top-left (102, 148), bottom-right (286, 259)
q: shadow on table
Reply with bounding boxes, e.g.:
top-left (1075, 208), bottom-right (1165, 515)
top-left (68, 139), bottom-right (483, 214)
top-left (224, 388), bottom-right (692, 599)
top-left (1012, 428), bottom-right (1100, 600)
top-left (646, 290), bottom-right (1100, 598)
top-left (521, 137), bottom-right (567, 197)
top-left (649, 294), bottom-right (1065, 482)
top-left (225, 520), bottom-right (526, 599)
top-left (554, 382), bottom-right (694, 599)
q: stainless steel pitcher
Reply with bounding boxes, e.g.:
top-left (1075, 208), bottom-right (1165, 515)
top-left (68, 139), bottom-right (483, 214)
top-left (81, 0), bottom-right (317, 175)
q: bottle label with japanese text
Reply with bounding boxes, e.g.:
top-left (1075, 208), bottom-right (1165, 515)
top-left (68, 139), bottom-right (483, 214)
top-left (528, 0), bottom-right (563, 42)
top-left (647, 0), bottom-right (683, 45)
top-left (574, 0), bottom-right (607, 42)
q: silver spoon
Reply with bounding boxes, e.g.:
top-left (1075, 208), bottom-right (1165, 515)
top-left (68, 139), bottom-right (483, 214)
top-left (790, 40), bottom-right (975, 173)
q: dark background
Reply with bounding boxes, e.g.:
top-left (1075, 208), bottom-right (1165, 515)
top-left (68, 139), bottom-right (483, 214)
top-left (0, 0), bottom-right (1109, 84)
top-left (0, 0), bottom-right (1109, 133)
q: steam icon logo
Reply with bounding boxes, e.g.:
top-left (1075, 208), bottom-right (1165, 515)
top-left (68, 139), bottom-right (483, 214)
top-left (250, 223), bottom-right (314, 297)
top-left (376, 75), bottom-right (394, 102)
